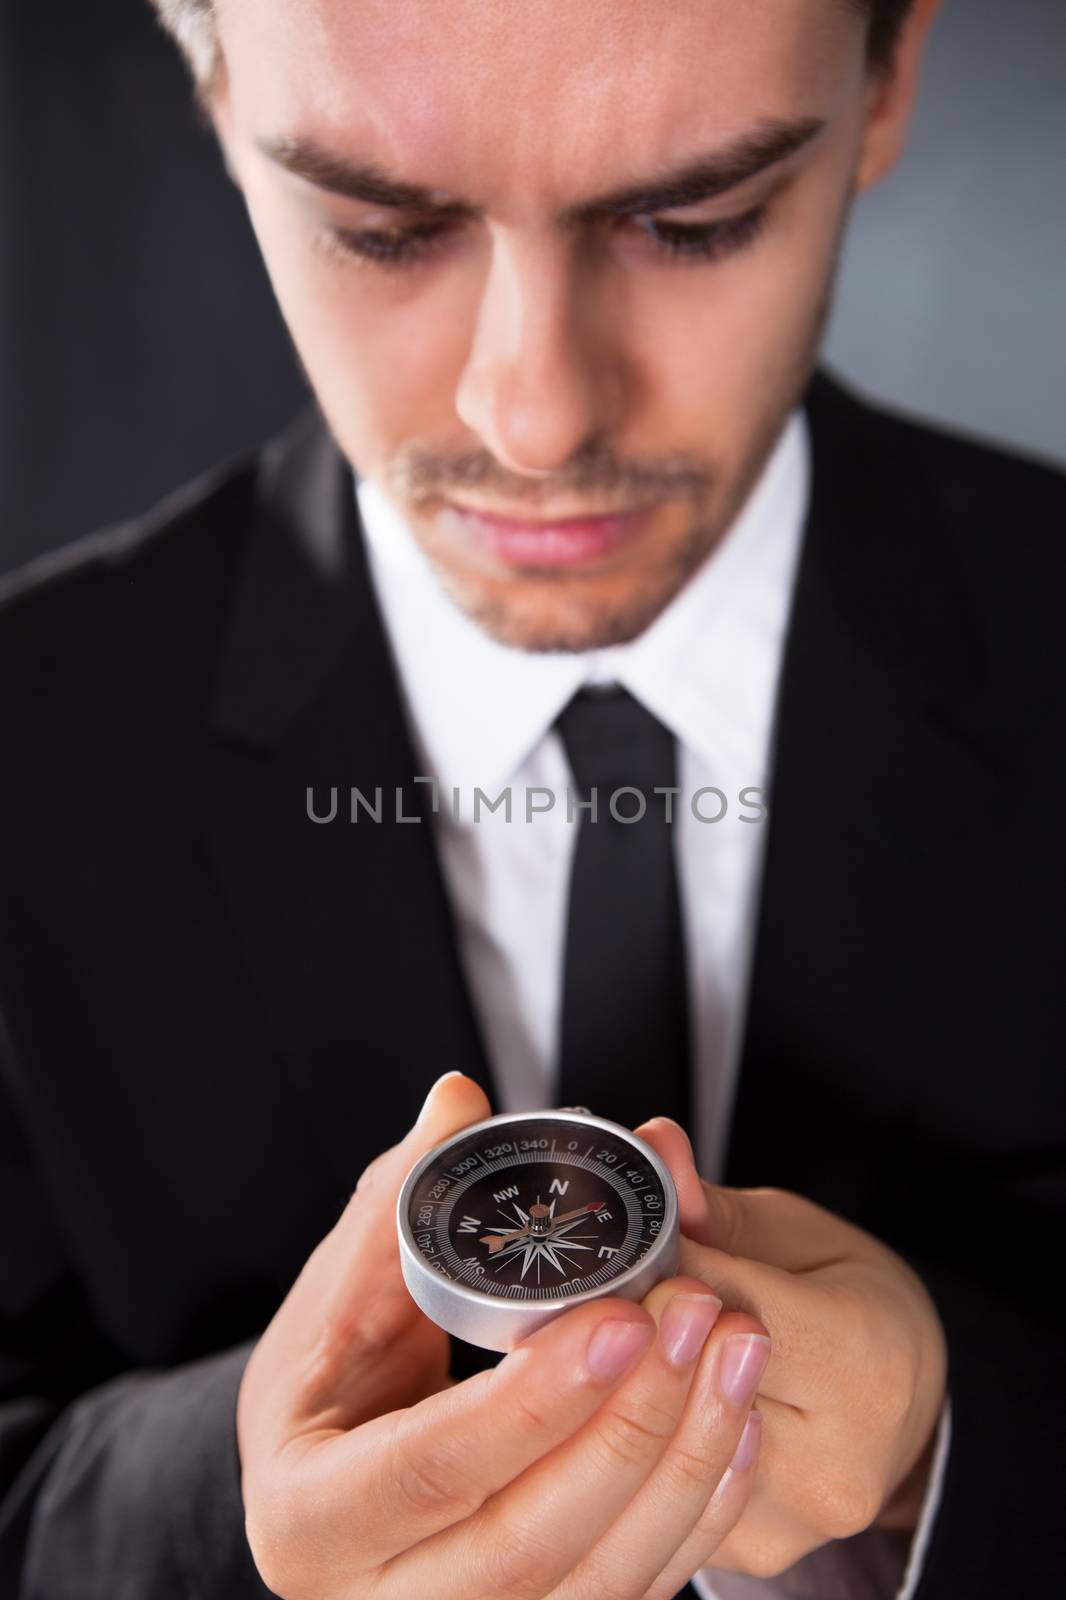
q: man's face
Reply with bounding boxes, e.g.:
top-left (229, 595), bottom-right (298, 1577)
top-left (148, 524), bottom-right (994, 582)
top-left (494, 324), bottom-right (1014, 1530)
top-left (212, 0), bottom-right (904, 649)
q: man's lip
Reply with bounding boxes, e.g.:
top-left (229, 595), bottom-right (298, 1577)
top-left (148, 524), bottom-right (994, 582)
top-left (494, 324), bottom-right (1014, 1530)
top-left (443, 499), bottom-right (647, 525)
top-left (438, 499), bottom-right (657, 568)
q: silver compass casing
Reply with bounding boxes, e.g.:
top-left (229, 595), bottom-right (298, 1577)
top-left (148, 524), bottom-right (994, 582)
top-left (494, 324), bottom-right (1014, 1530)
top-left (396, 1107), bottom-right (680, 1352)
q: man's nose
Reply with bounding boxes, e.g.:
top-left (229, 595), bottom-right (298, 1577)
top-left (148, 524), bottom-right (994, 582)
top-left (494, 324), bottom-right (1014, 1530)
top-left (454, 234), bottom-right (626, 479)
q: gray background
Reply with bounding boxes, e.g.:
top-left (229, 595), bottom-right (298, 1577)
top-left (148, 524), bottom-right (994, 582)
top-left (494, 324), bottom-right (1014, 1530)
top-left (0, 0), bottom-right (1063, 575)
top-left (827, 0), bottom-right (1066, 467)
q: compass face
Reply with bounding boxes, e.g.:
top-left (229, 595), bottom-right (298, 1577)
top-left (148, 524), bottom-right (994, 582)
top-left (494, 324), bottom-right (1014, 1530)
top-left (403, 1115), bottom-right (670, 1301)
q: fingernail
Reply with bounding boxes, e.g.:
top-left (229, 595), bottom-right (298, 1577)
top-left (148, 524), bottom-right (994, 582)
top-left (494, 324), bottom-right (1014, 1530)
top-left (416, 1071), bottom-right (463, 1123)
top-left (643, 1116), bottom-right (693, 1158)
top-left (729, 1408), bottom-right (762, 1472)
top-left (717, 1333), bottom-right (771, 1407)
top-left (659, 1293), bottom-right (723, 1369)
top-left (586, 1319), bottom-right (656, 1381)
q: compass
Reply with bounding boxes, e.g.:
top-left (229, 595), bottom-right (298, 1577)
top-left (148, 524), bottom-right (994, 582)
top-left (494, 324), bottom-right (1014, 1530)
top-left (396, 1106), bottom-right (680, 1351)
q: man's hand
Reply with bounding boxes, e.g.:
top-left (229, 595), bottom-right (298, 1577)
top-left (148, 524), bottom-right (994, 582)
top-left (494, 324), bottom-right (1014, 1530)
top-left (632, 1117), bottom-right (948, 1586)
top-left (236, 1074), bottom-right (772, 1599)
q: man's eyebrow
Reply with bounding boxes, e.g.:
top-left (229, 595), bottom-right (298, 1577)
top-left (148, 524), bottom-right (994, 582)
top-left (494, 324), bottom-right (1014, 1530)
top-left (257, 137), bottom-right (472, 213)
top-left (564, 116), bottom-right (825, 220)
top-left (257, 115), bottom-right (825, 220)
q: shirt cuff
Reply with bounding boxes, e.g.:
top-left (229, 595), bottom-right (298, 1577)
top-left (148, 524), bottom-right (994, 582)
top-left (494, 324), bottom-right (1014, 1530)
top-left (895, 1395), bottom-right (952, 1600)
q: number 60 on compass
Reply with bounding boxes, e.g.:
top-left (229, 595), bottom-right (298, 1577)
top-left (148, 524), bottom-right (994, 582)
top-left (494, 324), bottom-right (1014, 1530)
top-left (397, 1107), bottom-right (681, 1352)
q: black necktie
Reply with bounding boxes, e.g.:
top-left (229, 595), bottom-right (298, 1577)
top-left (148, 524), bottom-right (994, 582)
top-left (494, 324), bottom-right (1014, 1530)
top-left (555, 685), bottom-right (692, 1137)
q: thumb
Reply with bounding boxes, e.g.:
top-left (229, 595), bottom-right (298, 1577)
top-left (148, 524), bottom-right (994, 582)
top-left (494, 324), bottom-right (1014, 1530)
top-left (636, 1116), bottom-right (867, 1273)
top-left (368, 1069), bottom-right (494, 1191)
top-left (633, 1115), bottom-right (774, 1259)
top-left (634, 1116), bottom-right (716, 1244)
top-left (242, 1076), bottom-right (494, 1450)
top-left (327, 1071), bottom-right (494, 1289)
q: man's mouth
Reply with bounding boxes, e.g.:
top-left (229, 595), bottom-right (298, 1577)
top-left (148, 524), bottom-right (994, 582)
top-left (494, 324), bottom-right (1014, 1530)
top-left (436, 499), bottom-right (658, 569)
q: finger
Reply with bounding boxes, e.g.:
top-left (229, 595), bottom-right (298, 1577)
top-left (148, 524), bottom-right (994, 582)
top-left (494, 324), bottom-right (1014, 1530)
top-left (388, 1286), bottom-right (753, 1600)
top-left (315, 1297), bottom-right (658, 1569)
top-left (671, 1232), bottom-right (854, 1412)
top-left (557, 1285), bottom-right (769, 1600)
top-left (642, 1406), bottom-right (763, 1600)
top-left (330, 1071), bottom-right (492, 1279)
top-left (651, 1386), bottom-right (853, 1591)
top-left (637, 1119), bottom-right (887, 1412)
top-left (702, 1474), bottom-right (829, 1581)
top-left (633, 1117), bottom-right (710, 1240)
top-left (305, 1071), bottom-right (492, 1324)
top-left (677, 1230), bottom-right (928, 1427)
top-left (265, 1073), bottom-right (491, 1431)
top-left (637, 1117), bottom-right (862, 1272)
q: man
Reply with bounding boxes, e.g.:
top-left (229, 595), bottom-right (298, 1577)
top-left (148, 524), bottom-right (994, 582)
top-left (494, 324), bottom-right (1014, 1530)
top-left (0, 1), bottom-right (1063, 1597)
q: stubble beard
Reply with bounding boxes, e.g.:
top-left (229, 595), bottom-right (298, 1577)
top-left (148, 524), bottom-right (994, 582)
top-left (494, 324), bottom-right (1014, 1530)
top-left (417, 350), bottom-right (817, 655)
top-left (419, 493), bottom-right (718, 653)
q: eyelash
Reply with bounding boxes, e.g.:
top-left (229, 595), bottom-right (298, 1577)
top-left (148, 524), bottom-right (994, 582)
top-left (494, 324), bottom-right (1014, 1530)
top-left (326, 203), bottom-right (769, 271)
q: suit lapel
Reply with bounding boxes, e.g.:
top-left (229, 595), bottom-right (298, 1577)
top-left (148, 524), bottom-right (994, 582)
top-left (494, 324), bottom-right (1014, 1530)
top-left (201, 412), bottom-right (493, 1196)
top-left (724, 375), bottom-right (1005, 1220)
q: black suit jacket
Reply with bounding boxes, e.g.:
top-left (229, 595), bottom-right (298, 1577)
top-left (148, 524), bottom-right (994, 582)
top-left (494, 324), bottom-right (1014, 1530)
top-left (0, 372), bottom-right (1063, 1598)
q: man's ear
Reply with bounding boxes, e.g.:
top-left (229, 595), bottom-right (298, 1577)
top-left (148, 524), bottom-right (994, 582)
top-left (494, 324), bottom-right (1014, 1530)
top-left (855, 0), bottom-right (943, 193)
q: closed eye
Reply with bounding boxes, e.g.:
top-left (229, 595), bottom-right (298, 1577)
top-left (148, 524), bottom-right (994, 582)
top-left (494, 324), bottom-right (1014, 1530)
top-left (631, 204), bottom-right (769, 261)
top-left (324, 202), bottom-right (770, 270)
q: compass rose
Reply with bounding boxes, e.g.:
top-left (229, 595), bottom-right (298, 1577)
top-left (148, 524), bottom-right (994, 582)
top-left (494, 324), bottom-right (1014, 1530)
top-left (481, 1196), bottom-right (603, 1282)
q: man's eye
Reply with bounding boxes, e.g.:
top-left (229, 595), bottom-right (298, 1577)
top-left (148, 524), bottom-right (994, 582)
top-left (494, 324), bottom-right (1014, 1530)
top-left (631, 204), bottom-right (769, 262)
top-left (328, 218), bottom-right (457, 267)
top-left (326, 202), bottom-right (769, 271)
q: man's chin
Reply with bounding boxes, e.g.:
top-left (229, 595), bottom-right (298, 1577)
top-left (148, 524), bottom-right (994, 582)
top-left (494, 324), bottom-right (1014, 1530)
top-left (427, 559), bottom-right (703, 654)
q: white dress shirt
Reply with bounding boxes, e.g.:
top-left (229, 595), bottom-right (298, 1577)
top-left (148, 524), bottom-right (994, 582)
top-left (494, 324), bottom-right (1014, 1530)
top-left (356, 413), bottom-right (948, 1600)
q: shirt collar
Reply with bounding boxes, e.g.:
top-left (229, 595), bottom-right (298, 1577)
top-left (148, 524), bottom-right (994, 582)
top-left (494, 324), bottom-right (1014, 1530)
top-left (357, 411), bottom-right (809, 796)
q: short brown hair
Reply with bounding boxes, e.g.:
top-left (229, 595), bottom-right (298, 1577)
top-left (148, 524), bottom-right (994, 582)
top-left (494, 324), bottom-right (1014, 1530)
top-left (149, 1), bottom-right (915, 92)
